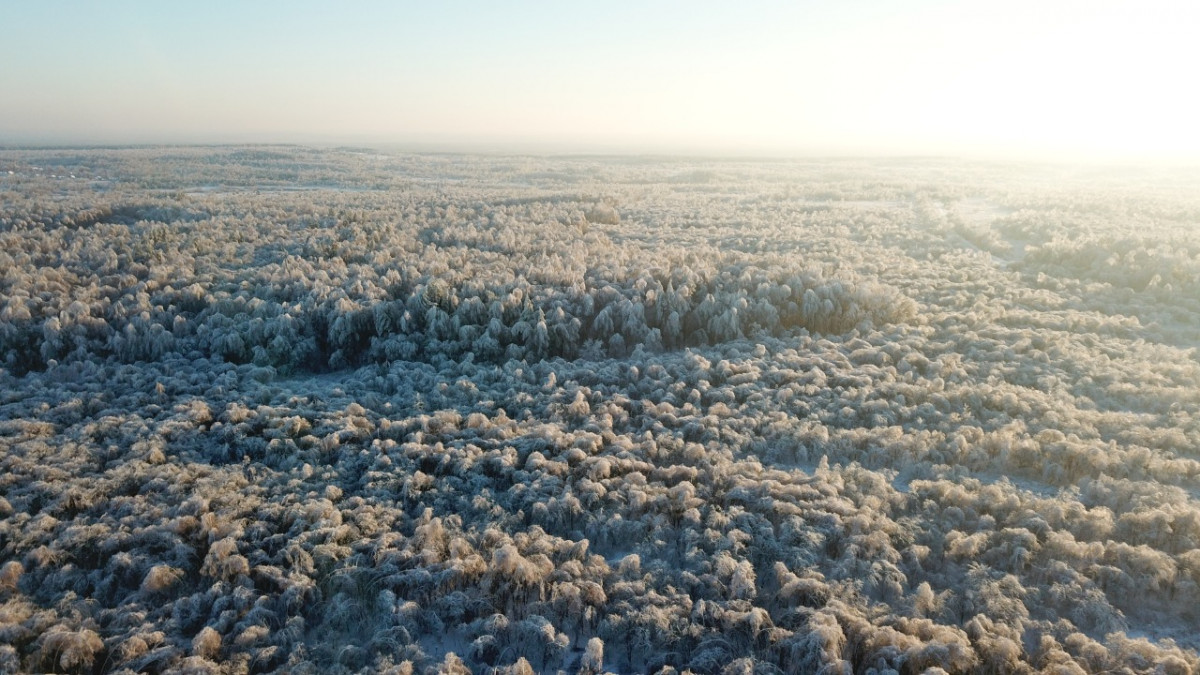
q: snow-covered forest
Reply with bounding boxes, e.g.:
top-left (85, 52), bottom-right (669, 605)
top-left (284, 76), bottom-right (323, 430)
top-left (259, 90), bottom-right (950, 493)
top-left (1, 146), bottom-right (1199, 674)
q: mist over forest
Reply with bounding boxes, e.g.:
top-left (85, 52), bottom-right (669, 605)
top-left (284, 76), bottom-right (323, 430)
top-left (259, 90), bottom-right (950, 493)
top-left (1, 146), bottom-right (1199, 674)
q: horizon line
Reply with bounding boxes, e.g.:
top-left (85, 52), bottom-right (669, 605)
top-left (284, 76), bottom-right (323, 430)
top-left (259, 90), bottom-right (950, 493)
top-left (1, 137), bottom-right (1197, 170)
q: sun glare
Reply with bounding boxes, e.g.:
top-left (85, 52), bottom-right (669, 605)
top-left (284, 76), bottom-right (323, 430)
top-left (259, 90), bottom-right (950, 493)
top-left (1, 1), bottom-right (1196, 161)
top-left (3, 3), bottom-right (1200, 672)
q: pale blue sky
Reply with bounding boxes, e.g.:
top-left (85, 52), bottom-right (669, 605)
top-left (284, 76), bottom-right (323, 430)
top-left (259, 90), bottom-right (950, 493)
top-left (2, 1), bottom-right (1197, 160)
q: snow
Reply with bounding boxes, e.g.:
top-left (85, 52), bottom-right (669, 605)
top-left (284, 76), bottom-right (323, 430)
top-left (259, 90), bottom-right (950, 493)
top-left (0, 147), bottom-right (1198, 673)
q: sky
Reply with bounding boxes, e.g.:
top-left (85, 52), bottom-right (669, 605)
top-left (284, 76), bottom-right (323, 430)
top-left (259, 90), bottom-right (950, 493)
top-left (1, 1), bottom-right (1197, 161)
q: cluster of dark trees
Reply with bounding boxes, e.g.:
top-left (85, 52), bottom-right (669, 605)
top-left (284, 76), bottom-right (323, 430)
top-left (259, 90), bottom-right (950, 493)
top-left (1, 171), bottom-right (914, 376)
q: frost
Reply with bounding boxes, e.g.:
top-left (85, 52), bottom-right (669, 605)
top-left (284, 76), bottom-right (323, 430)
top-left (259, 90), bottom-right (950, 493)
top-left (0, 147), bottom-right (1197, 673)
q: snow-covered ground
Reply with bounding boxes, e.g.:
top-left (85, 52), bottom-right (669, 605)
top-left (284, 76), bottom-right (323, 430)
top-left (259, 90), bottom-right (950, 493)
top-left (1, 147), bottom-right (1199, 673)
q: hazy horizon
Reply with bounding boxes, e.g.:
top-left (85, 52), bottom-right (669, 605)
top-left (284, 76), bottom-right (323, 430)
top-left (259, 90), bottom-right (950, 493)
top-left (2, 1), bottom-right (1198, 163)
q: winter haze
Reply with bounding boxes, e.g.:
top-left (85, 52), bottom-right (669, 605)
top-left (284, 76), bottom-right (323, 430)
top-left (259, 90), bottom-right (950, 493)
top-left (2, 3), bottom-right (1200, 675)
top-left (3, 1), bottom-right (1199, 161)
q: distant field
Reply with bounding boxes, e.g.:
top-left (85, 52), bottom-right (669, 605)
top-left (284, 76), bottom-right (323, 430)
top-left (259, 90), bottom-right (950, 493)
top-left (1, 147), bottom-right (1198, 674)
